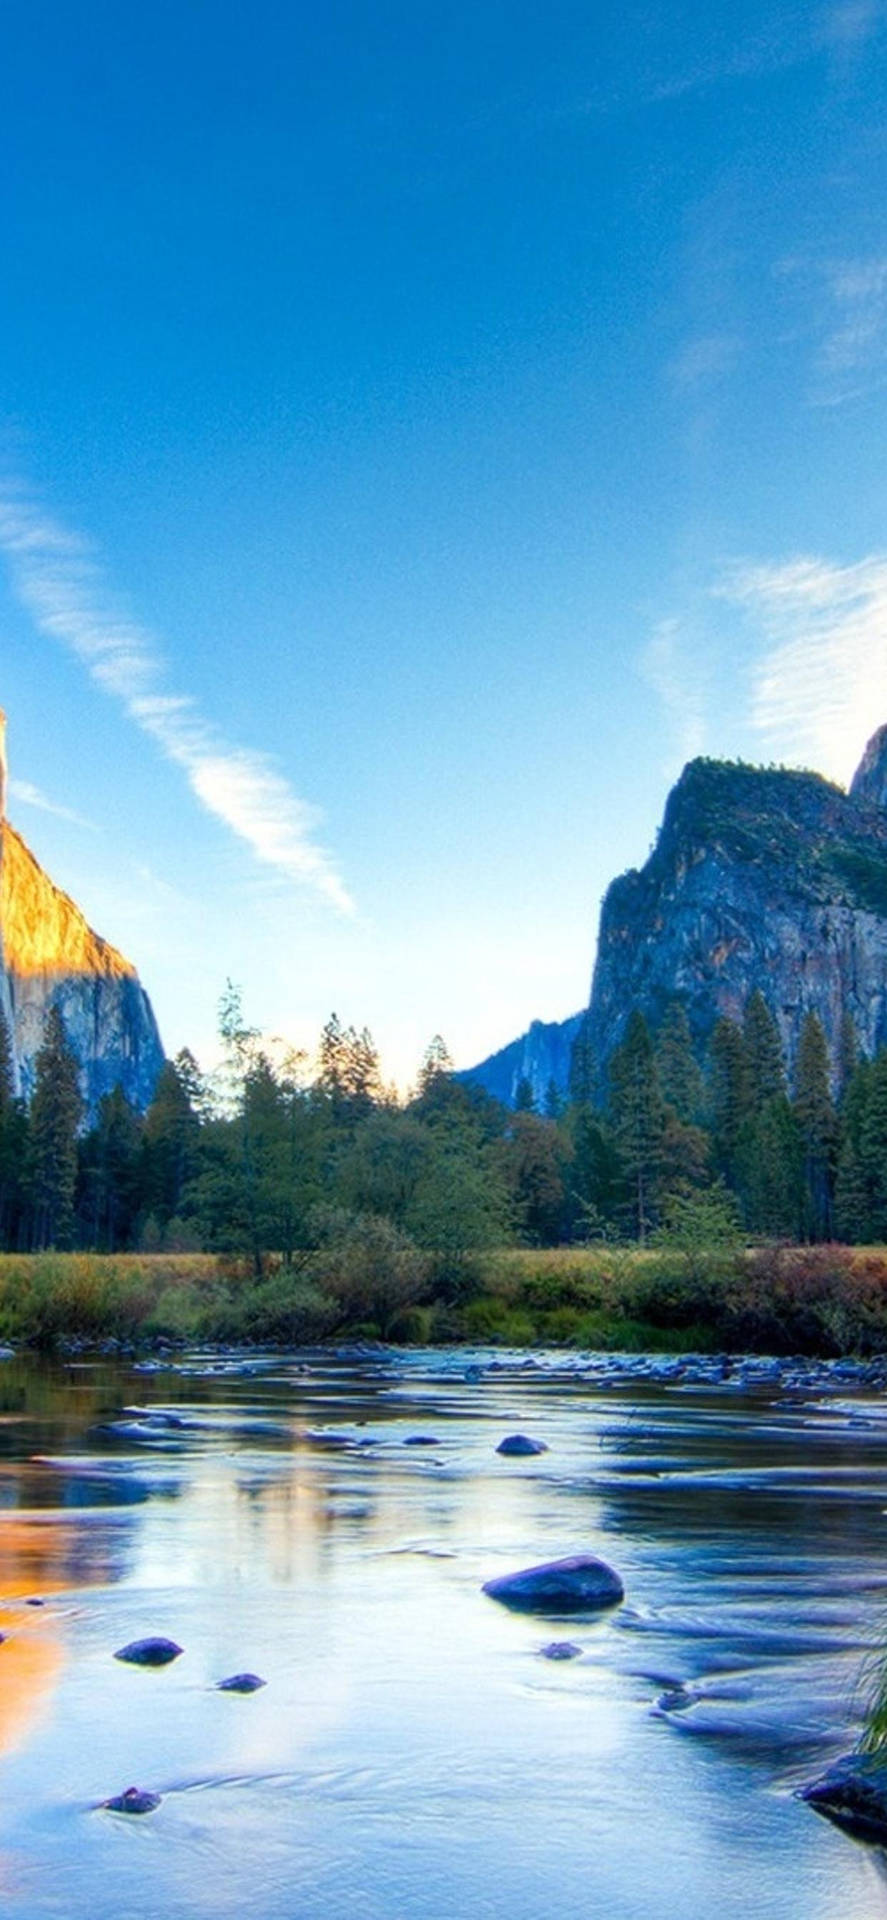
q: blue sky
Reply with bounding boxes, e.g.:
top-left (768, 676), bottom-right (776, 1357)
top-left (2, 0), bottom-right (887, 1085)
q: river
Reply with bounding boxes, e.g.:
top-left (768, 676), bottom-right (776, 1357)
top-left (0, 1345), bottom-right (886, 1919)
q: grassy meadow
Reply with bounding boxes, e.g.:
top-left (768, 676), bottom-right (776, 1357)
top-left (3, 1242), bottom-right (887, 1356)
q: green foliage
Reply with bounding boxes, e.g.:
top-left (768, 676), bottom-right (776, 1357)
top-left (28, 1006), bottom-right (83, 1249)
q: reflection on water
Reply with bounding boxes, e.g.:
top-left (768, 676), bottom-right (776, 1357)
top-left (0, 1348), bottom-right (886, 1917)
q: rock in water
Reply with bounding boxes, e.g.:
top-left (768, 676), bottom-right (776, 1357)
top-left (483, 1554), bottom-right (624, 1615)
top-left (540, 1641), bottom-right (582, 1660)
top-left (114, 1637), bottom-right (183, 1666)
top-left (0, 712), bottom-right (164, 1115)
top-left (103, 1786), bottom-right (162, 1815)
top-left (496, 1435), bottom-right (548, 1457)
top-left (801, 1753), bottom-right (887, 1845)
top-left (216, 1672), bottom-right (266, 1692)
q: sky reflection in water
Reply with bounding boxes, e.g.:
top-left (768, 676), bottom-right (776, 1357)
top-left (0, 1348), bottom-right (886, 1919)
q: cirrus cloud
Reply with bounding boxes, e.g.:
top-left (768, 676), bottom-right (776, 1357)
top-left (0, 478), bottom-right (354, 914)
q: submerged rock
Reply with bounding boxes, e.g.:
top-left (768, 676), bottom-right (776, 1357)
top-left (403, 1435), bottom-right (441, 1446)
top-left (540, 1641), bottom-right (582, 1660)
top-left (103, 1786), bottom-right (162, 1815)
top-left (216, 1672), bottom-right (266, 1693)
top-left (496, 1435), bottom-right (548, 1457)
top-left (483, 1554), bottom-right (624, 1616)
top-left (114, 1637), bottom-right (183, 1667)
top-left (801, 1753), bottom-right (887, 1845)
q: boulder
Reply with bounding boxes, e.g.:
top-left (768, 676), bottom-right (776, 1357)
top-left (216, 1672), bottom-right (266, 1692)
top-left (483, 1554), bottom-right (624, 1615)
top-left (801, 1753), bottom-right (887, 1845)
top-left (496, 1435), bottom-right (548, 1457)
top-left (103, 1786), bottom-right (162, 1815)
top-left (114, 1637), bottom-right (183, 1667)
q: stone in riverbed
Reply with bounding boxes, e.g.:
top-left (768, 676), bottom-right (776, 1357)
top-left (103, 1786), bottom-right (162, 1815)
top-left (540, 1641), bottom-right (582, 1660)
top-left (216, 1672), bottom-right (266, 1692)
top-left (800, 1753), bottom-right (887, 1845)
top-left (114, 1637), bottom-right (183, 1667)
top-left (496, 1435), bottom-right (548, 1457)
top-left (483, 1554), bottom-right (624, 1616)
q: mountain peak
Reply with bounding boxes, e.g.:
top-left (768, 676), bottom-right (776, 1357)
top-left (850, 724), bottom-right (887, 811)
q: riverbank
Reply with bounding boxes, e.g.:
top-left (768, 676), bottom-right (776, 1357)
top-left (2, 1243), bottom-right (887, 1356)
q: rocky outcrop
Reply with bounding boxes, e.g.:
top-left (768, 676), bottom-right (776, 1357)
top-left (0, 711), bottom-right (165, 1114)
top-left (463, 726), bottom-right (887, 1103)
top-left (586, 734), bottom-right (887, 1087)
top-left (459, 1011), bottom-right (584, 1109)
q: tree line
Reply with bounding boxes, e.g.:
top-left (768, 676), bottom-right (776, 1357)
top-left (2, 986), bottom-right (887, 1268)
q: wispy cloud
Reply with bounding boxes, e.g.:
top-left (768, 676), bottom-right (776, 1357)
top-left (642, 618), bottom-right (708, 772)
top-left (8, 776), bottom-right (96, 829)
top-left (0, 479), bottom-right (354, 914)
top-left (718, 553), bottom-right (887, 782)
top-left (814, 0), bottom-right (883, 49)
top-left (776, 251), bottom-right (887, 404)
top-left (667, 331), bottom-right (742, 393)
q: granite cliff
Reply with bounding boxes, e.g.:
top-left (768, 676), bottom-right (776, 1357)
top-left (0, 712), bottom-right (165, 1113)
top-left (456, 1012), bottom-right (585, 1110)
top-left (464, 726), bottom-right (887, 1104)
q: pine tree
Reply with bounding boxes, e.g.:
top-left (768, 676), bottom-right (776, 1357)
top-left (707, 1016), bottom-right (751, 1181)
top-left (607, 1011), bottom-right (664, 1242)
top-left (860, 1050), bottom-right (887, 1240)
top-left (514, 1076), bottom-right (536, 1113)
top-left (743, 991), bottom-right (786, 1107)
top-left (838, 1011), bottom-right (860, 1102)
top-left (793, 1012), bottom-right (837, 1240)
top-left (416, 1035), bottom-right (453, 1098)
top-left (142, 1052), bottom-right (204, 1231)
top-left (568, 1011), bottom-right (595, 1110)
top-left (834, 1057), bottom-right (872, 1242)
top-left (736, 1096), bottom-right (804, 1238)
top-left (655, 1002), bottom-right (703, 1124)
top-left (28, 1005), bottom-right (83, 1248)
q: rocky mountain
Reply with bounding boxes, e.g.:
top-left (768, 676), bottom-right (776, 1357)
top-left (463, 726), bottom-right (887, 1104)
top-left (0, 712), bottom-right (165, 1113)
top-left (456, 1012), bottom-right (585, 1110)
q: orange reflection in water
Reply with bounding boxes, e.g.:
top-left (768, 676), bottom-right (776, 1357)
top-left (0, 1526), bottom-right (69, 1759)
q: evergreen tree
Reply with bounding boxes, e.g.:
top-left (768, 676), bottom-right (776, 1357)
top-left (416, 1035), bottom-right (453, 1098)
top-left (568, 1011), bottom-right (595, 1110)
top-left (707, 1016), bottom-right (751, 1182)
top-left (736, 1096), bottom-right (804, 1238)
top-left (835, 1056), bottom-right (873, 1242)
top-left (513, 1076), bottom-right (536, 1113)
top-left (562, 1106), bottom-right (622, 1241)
top-left (79, 1088), bottom-right (143, 1250)
top-left (655, 1002), bottom-right (703, 1124)
top-left (498, 1112), bottom-right (568, 1245)
top-left (142, 1052), bottom-right (204, 1230)
top-left (28, 1006), bottom-right (83, 1248)
top-left (859, 1050), bottom-right (887, 1240)
top-left (743, 991), bottom-right (786, 1107)
top-left (793, 1012), bottom-right (837, 1240)
top-left (607, 1011), bottom-right (664, 1242)
top-left (838, 1011), bottom-right (860, 1102)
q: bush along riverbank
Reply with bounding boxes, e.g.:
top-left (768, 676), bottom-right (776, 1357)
top-left (4, 1241), bottom-right (887, 1356)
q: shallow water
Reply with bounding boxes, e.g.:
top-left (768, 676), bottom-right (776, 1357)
top-left (1, 1346), bottom-right (886, 1919)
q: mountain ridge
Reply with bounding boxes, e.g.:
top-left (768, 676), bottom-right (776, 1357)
top-left (463, 729), bottom-right (887, 1105)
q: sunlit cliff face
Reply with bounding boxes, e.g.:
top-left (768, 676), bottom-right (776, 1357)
top-left (0, 824), bottom-right (135, 982)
